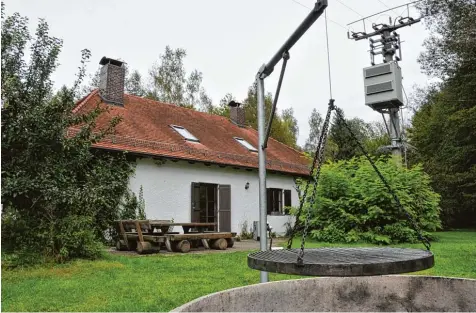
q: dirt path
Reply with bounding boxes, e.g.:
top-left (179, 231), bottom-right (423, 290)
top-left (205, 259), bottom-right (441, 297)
top-left (108, 238), bottom-right (287, 256)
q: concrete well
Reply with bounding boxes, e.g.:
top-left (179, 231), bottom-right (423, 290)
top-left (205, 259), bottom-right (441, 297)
top-left (172, 275), bottom-right (476, 312)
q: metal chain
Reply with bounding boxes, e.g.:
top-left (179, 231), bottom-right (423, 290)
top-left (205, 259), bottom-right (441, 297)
top-left (297, 99), bottom-right (335, 265)
top-left (286, 103), bottom-right (330, 249)
top-left (333, 107), bottom-right (431, 251)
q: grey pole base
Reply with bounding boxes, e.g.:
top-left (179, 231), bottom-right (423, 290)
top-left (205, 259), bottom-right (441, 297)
top-left (248, 247), bottom-right (434, 276)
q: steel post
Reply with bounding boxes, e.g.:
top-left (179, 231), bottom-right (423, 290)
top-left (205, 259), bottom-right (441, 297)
top-left (383, 30), bottom-right (402, 163)
top-left (257, 76), bottom-right (269, 283)
top-left (261, 0), bottom-right (327, 77)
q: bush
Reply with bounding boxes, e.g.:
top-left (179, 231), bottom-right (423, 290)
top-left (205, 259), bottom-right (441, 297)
top-left (1, 7), bottom-right (135, 265)
top-left (239, 220), bottom-right (253, 240)
top-left (298, 156), bottom-right (441, 245)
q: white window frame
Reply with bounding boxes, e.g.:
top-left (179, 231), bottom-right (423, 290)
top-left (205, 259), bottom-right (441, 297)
top-left (170, 125), bottom-right (199, 142)
top-left (234, 137), bottom-right (258, 152)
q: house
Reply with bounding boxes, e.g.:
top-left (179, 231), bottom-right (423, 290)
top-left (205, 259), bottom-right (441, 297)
top-left (72, 57), bottom-right (311, 236)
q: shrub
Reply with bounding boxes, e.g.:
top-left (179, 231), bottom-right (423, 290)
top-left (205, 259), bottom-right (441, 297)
top-left (239, 220), bottom-right (253, 240)
top-left (1, 7), bottom-right (135, 265)
top-left (298, 156), bottom-right (441, 245)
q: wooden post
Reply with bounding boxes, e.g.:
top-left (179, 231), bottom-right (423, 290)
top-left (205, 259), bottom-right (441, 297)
top-left (136, 241), bottom-right (152, 254)
top-left (135, 220), bottom-right (150, 254)
top-left (211, 238), bottom-right (228, 250)
top-left (175, 240), bottom-right (191, 253)
top-left (118, 221), bottom-right (130, 250)
top-left (165, 238), bottom-right (173, 252)
top-left (135, 221), bottom-right (145, 243)
top-left (201, 239), bottom-right (210, 249)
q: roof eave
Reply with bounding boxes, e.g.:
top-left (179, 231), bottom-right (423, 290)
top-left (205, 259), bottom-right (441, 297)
top-left (91, 146), bottom-right (311, 178)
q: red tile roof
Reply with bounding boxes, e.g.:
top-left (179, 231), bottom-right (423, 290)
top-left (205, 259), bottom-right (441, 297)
top-left (71, 90), bottom-right (311, 176)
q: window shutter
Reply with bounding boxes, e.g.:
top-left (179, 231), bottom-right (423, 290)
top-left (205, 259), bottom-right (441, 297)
top-left (284, 189), bottom-right (292, 215)
top-left (266, 188), bottom-right (272, 214)
top-left (218, 185), bottom-right (231, 232)
top-left (191, 182), bottom-right (201, 222)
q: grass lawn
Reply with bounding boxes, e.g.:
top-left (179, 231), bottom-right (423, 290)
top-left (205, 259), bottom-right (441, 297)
top-left (2, 230), bottom-right (475, 312)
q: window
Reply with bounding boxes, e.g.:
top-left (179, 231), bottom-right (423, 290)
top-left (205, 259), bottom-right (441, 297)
top-left (170, 125), bottom-right (199, 142)
top-left (284, 189), bottom-right (292, 214)
top-left (267, 188), bottom-right (292, 215)
top-left (234, 137), bottom-right (258, 152)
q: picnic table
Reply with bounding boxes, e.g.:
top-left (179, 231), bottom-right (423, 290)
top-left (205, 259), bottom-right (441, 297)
top-left (114, 219), bottom-right (236, 254)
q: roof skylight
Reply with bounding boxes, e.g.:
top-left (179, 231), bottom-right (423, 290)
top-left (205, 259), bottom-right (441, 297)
top-left (170, 125), bottom-right (199, 142)
top-left (234, 137), bottom-right (258, 152)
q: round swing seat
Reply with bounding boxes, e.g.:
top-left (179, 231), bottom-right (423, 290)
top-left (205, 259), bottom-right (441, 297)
top-left (247, 247), bottom-right (434, 276)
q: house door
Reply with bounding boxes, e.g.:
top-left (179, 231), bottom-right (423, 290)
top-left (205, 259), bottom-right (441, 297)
top-left (218, 185), bottom-right (231, 232)
top-left (191, 183), bottom-right (218, 230)
top-left (191, 183), bottom-right (231, 232)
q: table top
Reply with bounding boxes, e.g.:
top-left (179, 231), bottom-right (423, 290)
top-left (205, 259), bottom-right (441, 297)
top-left (116, 220), bottom-right (216, 227)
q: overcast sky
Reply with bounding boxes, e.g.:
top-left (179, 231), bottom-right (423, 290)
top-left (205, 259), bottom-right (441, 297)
top-left (3, 0), bottom-right (431, 147)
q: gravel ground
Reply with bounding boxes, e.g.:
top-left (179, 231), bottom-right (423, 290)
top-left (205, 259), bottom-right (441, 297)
top-left (108, 238), bottom-right (287, 256)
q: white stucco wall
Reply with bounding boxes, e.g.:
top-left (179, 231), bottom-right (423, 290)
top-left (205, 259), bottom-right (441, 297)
top-left (128, 158), bottom-right (298, 236)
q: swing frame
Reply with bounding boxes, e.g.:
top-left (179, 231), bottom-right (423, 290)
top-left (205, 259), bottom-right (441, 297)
top-left (252, 0), bottom-right (432, 282)
top-left (254, 0), bottom-right (329, 284)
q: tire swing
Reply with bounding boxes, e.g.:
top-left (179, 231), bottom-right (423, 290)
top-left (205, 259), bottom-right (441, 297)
top-left (247, 7), bottom-right (434, 278)
top-left (247, 100), bottom-right (434, 276)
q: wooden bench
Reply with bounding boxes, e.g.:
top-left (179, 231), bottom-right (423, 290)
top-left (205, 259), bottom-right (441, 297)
top-left (114, 219), bottom-right (236, 254)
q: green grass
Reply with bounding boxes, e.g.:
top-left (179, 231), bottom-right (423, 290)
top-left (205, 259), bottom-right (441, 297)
top-left (2, 231), bottom-right (475, 312)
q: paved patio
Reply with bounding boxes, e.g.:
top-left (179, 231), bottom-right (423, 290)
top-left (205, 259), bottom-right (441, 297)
top-left (108, 238), bottom-right (287, 256)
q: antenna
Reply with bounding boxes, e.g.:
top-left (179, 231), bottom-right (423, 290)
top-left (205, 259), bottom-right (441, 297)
top-left (347, 1), bottom-right (423, 164)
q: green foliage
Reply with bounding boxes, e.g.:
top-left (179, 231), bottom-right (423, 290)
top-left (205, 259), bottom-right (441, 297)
top-left (118, 186), bottom-right (147, 220)
top-left (303, 106), bottom-right (389, 165)
top-left (137, 185), bottom-right (146, 220)
top-left (241, 83), bottom-right (298, 148)
top-left (298, 157), bottom-right (441, 244)
top-left (126, 70), bottom-right (146, 97)
top-left (327, 108), bottom-right (390, 161)
top-left (147, 45), bottom-right (212, 111)
top-left (303, 108), bottom-right (323, 153)
top-left (239, 220), bottom-right (253, 240)
top-left (409, 0), bottom-right (476, 228)
top-left (1, 6), bottom-right (135, 265)
top-left (119, 189), bottom-right (139, 220)
top-left (211, 84), bottom-right (300, 148)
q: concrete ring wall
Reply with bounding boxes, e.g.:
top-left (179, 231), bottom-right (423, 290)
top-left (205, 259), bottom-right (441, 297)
top-left (172, 275), bottom-right (476, 312)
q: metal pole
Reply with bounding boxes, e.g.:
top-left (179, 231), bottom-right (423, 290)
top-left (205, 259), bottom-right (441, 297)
top-left (256, 74), bottom-right (269, 283)
top-left (383, 30), bottom-right (402, 163)
top-left (261, 0), bottom-right (327, 77)
top-left (389, 107), bottom-right (401, 160)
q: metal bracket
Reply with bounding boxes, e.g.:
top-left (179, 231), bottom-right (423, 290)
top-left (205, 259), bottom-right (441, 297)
top-left (263, 51), bottom-right (290, 149)
top-left (256, 64), bottom-right (268, 80)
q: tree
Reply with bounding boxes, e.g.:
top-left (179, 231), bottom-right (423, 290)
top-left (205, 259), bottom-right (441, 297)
top-left (328, 108), bottom-right (371, 161)
top-left (147, 45), bottom-right (212, 111)
top-left (1, 5), bottom-right (134, 264)
top-left (304, 108), bottom-right (323, 153)
top-left (79, 68), bottom-right (101, 100)
top-left (282, 108), bottom-right (299, 145)
top-left (240, 83), bottom-right (298, 148)
top-left (363, 120), bottom-right (391, 156)
top-left (209, 93), bottom-right (235, 117)
top-left (126, 69), bottom-right (145, 97)
top-left (417, 0), bottom-right (475, 81)
top-left (79, 65), bottom-right (146, 99)
top-left (408, 0), bottom-right (476, 228)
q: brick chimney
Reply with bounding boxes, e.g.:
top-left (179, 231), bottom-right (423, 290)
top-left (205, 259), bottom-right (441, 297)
top-left (98, 56), bottom-right (125, 106)
top-left (228, 101), bottom-right (245, 127)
